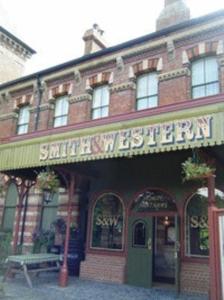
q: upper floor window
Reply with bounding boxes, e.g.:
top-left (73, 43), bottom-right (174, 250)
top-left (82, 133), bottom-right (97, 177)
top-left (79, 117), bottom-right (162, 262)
top-left (136, 72), bottom-right (158, 110)
top-left (53, 95), bottom-right (69, 128)
top-left (192, 57), bottom-right (219, 99)
top-left (17, 105), bottom-right (30, 135)
top-left (92, 85), bottom-right (109, 120)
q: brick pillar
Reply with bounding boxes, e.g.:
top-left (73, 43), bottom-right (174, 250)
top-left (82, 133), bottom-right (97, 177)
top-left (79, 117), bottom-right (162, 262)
top-left (21, 191), bottom-right (42, 253)
top-left (57, 189), bottom-right (80, 230)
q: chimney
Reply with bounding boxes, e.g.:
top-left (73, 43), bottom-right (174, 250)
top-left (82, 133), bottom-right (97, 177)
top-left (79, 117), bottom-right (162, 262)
top-left (83, 24), bottom-right (107, 55)
top-left (156, 0), bottom-right (190, 31)
top-left (0, 26), bottom-right (35, 84)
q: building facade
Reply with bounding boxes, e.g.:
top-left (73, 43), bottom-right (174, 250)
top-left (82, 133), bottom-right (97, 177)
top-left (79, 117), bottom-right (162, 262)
top-left (1, 0), bottom-right (224, 295)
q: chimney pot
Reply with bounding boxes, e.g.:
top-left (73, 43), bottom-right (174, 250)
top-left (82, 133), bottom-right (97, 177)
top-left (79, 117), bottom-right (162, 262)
top-left (83, 24), bottom-right (107, 55)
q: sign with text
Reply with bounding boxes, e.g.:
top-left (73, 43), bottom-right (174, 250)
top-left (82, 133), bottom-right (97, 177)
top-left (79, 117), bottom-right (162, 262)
top-left (39, 115), bottom-right (213, 162)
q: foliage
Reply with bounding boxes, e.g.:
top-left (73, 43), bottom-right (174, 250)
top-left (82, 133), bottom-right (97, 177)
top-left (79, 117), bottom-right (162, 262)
top-left (32, 218), bottom-right (66, 253)
top-left (51, 217), bottom-right (66, 234)
top-left (36, 169), bottom-right (60, 193)
top-left (182, 157), bottom-right (215, 182)
top-left (0, 231), bottom-right (12, 274)
top-left (32, 228), bottom-right (55, 253)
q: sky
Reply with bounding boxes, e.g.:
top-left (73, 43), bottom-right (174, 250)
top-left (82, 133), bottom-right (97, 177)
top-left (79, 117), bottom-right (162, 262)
top-left (0, 0), bottom-right (223, 75)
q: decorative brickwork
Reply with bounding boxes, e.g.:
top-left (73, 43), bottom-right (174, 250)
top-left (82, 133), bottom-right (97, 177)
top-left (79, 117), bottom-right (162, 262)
top-left (80, 254), bottom-right (126, 283)
top-left (180, 262), bottom-right (209, 294)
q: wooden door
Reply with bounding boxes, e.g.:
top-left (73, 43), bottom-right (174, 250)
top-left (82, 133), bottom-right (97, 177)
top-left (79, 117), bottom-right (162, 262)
top-left (127, 216), bottom-right (153, 288)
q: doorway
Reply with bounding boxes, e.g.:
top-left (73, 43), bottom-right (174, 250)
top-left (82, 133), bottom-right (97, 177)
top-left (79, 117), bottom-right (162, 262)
top-left (127, 215), bottom-right (178, 288)
top-left (126, 189), bottom-right (180, 290)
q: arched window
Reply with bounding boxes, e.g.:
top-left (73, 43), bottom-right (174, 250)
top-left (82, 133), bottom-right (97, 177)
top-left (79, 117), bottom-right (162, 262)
top-left (133, 221), bottom-right (146, 247)
top-left (185, 188), bottom-right (224, 257)
top-left (91, 193), bottom-right (124, 250)
top-left (192, 57), bottom-right (219, 99)
top-left (2, 183), bottom-right (18, 231)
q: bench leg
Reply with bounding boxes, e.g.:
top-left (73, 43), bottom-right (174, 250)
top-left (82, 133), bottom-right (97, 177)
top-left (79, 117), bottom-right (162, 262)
top-left (23, 265), bottom-right (33, 288)
top-left (2, 266), bottom-right (11, 282)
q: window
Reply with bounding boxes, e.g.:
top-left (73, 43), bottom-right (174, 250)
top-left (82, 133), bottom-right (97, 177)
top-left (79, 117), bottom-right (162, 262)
top-left (136, 72), bottom-right (158, 110)
top-left (17, 105), bottom-right (30, 134)
top-left (53, 96), bottom-right (69, 128)
top-left (2, 183), bottom-right (18, 231)
top-left (91, 193), bottom-right (124, 250)
top-left (133, 221), bottom-right (146, 247)
top-left (92, 85), bottom-right (109, 119)
top-left (185, 188), bottom-right (224, 257)
top-left (192, 57), bottom-right (219, 99)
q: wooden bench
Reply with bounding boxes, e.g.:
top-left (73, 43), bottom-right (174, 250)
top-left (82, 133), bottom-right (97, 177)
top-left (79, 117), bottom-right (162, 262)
top-left (3, 253), bottom-right (61, 288)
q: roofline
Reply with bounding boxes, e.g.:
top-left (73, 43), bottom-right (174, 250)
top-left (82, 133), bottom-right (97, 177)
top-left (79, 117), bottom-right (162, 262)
top-left (0, 9), bottom-right (224, 90)
top-left (0, 26), bottom-right (36, 55)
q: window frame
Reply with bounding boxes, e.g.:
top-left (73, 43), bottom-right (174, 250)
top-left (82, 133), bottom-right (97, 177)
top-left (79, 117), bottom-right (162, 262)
top-left (191, 56), bottom-right (219, 99)
top-left (136, 72), bottom-right (158, 111)
top-left (91, 85), bottom-right (110, 120)
top-left (53, 95), bottom-right (69, 128)
top-left (90, 192), bottom-right (125, 252)
top-left (17, 105), bottom-right (30, 135)
top-left (184, 188), bottom-right (224, 258)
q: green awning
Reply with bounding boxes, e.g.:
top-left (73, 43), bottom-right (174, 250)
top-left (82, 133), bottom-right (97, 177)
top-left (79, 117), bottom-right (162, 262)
top-left (0, 104), bottom-right (224, 171)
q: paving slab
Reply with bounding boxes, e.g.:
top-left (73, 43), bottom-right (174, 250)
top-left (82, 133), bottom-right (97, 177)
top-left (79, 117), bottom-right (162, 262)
top-left (1, 273), bottom-right (208, 300)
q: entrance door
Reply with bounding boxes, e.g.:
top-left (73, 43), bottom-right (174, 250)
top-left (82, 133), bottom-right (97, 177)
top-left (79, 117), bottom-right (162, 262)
top-left (127, 216), bottom-right (153, 288)
top-left (127, 215), bottom-right (180, 291)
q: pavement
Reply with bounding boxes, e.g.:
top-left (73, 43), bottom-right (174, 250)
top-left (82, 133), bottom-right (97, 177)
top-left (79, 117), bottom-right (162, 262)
top-left (1, 273), bottom-right (208, 300)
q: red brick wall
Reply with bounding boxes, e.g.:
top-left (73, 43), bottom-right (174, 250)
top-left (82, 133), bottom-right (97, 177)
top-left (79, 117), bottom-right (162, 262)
top-left (80, 254), bottom-right (126, 283)
top-left (69, 100), bottom-right (91, 124)
top-left (110, 89), bottom-right (136, 116)
top-left (159, 76), bottom-right (191, 106)
top-left (180, 262), bottom-right (209, 294)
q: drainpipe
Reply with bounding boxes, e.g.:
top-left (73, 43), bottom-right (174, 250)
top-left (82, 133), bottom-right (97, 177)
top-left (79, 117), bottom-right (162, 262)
top-left (19, 191), bottom-right (29, 245)
top-left (34, 76), bottom-right (43, 131)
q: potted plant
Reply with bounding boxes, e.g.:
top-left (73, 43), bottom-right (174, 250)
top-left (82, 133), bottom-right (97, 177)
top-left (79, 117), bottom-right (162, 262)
top-left (182, 157), bottom-right (215, 182)
top-left (36, 169), bottom-right (60, 203)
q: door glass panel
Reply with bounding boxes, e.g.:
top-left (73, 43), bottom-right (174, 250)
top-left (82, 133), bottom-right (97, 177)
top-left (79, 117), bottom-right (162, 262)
top-left (133, 221), bottom-right (146, 247)
top-left (154, 216), bottom-right (175, 284)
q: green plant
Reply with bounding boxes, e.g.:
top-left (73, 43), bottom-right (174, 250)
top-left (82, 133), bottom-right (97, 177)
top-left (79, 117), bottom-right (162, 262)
top-left (32, 228), bottom-right (55, 253)
top-left (36, 169), bottom-right (60, 193)
top-left (182, 157), bottom-right (215, 182)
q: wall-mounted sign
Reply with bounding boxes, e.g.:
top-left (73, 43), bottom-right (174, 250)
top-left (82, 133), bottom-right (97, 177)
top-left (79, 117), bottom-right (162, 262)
top-left (39, 115), bottom-right (213, 162)
top-left (132, 190), bottom-right (177, 212)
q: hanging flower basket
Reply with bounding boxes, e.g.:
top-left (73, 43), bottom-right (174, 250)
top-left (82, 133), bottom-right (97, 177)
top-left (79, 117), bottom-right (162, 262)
top-left (36, 169), bottom-right (60, 194)
top-left (182, 157), bottom-right (215, 182)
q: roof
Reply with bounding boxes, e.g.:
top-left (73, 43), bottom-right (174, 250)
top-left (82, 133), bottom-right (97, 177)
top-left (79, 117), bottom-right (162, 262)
top-left (0, 9), bottom-right (224, 90)
top-left (0, 26), bottom-right (36, 55)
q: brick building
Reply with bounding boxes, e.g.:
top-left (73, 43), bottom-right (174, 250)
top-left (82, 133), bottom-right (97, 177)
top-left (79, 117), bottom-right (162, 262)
top-left (1, 0), bottom-right (224, 296)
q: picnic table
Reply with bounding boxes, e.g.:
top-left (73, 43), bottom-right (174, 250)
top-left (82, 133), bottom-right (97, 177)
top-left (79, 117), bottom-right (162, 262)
top-left (3, 253), bottom-right (61, 288)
